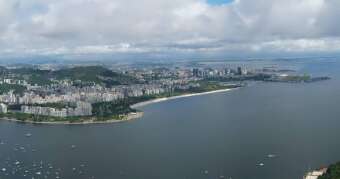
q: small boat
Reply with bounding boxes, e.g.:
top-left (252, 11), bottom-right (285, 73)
top-left (25, 133), bottom-right (32, 137)
top-left (267, 154), bottom-right (276, 158)
top-left (257, 163), bottom-right (265, 166)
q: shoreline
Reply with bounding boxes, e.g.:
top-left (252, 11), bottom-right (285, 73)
top-left (0, 112), bottom-right (143, 125)
top-left (0, 87), bottom-right (238, 125)
top-left (131, 88), bottom-right (236, 108)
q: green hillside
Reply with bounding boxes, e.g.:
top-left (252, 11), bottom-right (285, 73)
top-left (319, 162), bottom-right (340, 179)
top-left (54, 66), bottom-right (108, 83)
top-left (53, 66), bottom-right (139, 86)
top-left (9, 68), bottom-right (52, 85)
top-left (0, 84), bottom-right (26, 95)
top-left (4, 66), bottom-right (138, 87)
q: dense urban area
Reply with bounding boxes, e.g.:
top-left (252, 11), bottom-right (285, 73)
top-left (0, 62), bottom-right (330, 123)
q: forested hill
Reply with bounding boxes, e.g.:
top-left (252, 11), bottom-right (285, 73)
top-left (1, 66), bottom-right (139, 87)
top-left (52, 66), bottom-right (139, 86)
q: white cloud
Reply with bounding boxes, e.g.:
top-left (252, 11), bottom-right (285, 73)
top-left (252, 38), bottom-right (340, 52)
top-left (0, 0), bottom-right (339, 58)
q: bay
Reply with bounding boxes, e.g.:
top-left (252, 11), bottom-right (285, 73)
top-left (1, 59), bottom-right (340, 179)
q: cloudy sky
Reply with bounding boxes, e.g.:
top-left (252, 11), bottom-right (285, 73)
top-left (0, 0), bottom-right (340, 60)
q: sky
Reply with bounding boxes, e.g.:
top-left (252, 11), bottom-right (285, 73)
top-left (207, 0), bottom-right (234, 5)
top-left (0, 0), bottom-right (340, 61)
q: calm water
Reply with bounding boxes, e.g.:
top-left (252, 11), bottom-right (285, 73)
top-left (1, 59), bottom-right (340, 179)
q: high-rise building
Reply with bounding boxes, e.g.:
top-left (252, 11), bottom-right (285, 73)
top-left (192, 68), bottom-right (200, 77)
top-left (0, 103), bottom-right (7, 113)
top-left (237, 67), bottom-right (242, 75)
top-left (224, 68), bottom-right (231, 75)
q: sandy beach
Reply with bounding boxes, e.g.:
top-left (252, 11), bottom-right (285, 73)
top-left (131, 88), bottom-right (236, 108)
top-left (0, 88), bottom-right (237, 125)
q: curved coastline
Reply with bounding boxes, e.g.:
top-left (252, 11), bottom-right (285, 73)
top-left (0, 88), bottom-right (237, 125)
top-left (0, 112), bottom-right (144, 125)
top-left (131, 88), bottom-right (236, 109)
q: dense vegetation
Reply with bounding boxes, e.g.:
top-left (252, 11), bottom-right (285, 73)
top-left (92, 97), bottom-right (154, 117)
top-left (319, 162), bottom-right (340, 179)
top-left (10, 68), bottom-right (52, 85)
top-left (0, 112), bottom-right (67, 122)
top-left (54, 66), bottom-right (111, 84)
top-left (2, 66), bottom-right (139, 87)
top-left (0, 112), bottom-right (97, 123)
top-left (0, 84), bottom-right (27, 95)
top-left (53, 66), bottom-right (139, 86)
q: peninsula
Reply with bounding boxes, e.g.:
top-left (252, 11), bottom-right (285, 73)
top-left (0, 64), bottom-right (329, 124)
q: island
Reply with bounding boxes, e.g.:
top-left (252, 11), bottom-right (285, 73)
top-left (0, 64), bottom-right (330, 124)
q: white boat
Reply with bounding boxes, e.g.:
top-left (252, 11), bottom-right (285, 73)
top-left (267, 154), bottom-right (276, 158)
top-left (257, 163), bottom-right (265, 166)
